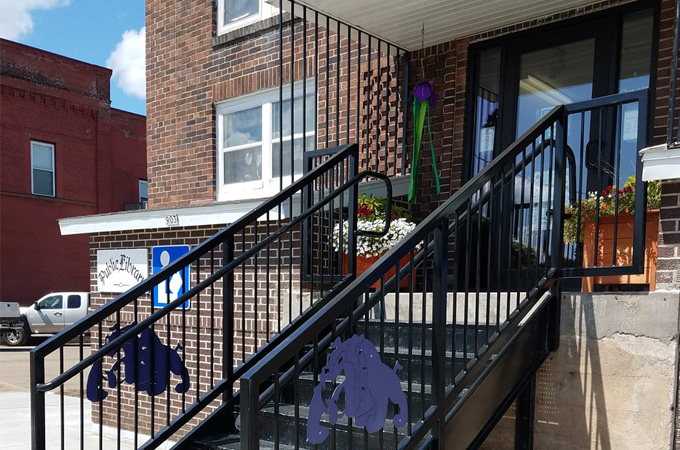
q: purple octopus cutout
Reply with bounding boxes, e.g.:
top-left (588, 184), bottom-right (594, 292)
top-left (307, 334), bottom-right (408, 444)
top-left (86, 322), bottom-right (190, 402)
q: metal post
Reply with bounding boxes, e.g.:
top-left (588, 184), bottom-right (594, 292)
top-left (30, 352), bottom-right (45, 450)
top-left (548, 114), bottom-right (566, 351)
top-left (515, 375), bottom-right (536, 450)
top-left (223, 237), bottom-right (234, 404)
top-left (239, 376), bottom-right (260, 450)
top-left (432, 218), bottom-right (449, 447)
top-left (401, 52), bottom-right (410, 176)
top-left (347, 148), bottom-right (359, 279)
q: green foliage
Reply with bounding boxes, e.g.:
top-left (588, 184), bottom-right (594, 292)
top-left (357, 194), bottom-right (410, 221)
top-left (563, 175), bottom-right (662, 243)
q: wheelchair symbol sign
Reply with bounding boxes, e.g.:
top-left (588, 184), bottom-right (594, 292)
top-left (152, 245), bottom-right (191, 309)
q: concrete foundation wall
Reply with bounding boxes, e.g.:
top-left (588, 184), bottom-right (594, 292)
top-left (481, 291), bottom-right (679, 450)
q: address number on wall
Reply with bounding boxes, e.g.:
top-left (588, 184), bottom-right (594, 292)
top-left (165, 214), bottom-right (180, 226)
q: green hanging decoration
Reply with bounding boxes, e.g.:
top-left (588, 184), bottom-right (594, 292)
top-left (408, 80), bottom-right (440, 203)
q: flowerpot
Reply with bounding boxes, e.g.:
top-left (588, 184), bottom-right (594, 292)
top-left (342, 252), bottom-right (415, 290)
top-left (581, 210), bottom-right (659, 292)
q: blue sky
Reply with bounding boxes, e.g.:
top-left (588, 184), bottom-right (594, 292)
top-left (0, 0), bottom-right (146, 115)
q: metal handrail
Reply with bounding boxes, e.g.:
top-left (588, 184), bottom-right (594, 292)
top-left (30, 143), bottom-right (365, 449)
top-left (239, 105), bottom-right (567, 447)
top-left (31, 143), bottom-right (357, 359)
top-left (34, 168), bottom-right (392, 394)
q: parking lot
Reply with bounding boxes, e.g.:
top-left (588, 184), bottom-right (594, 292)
top-left (0, 343), bottom-right (84, 394)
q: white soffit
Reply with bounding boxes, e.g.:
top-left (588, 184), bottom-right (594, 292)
top-left (280, 0), bottom-right (612, 50)
top-left (58, 177), bottom-right (411, 235)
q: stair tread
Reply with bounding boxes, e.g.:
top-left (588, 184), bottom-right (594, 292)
top-left (192, 434), bottom-right (312, 450)
top-left (296, 372), bottom-right (434, 394)
top-left (260, 404), bottom-right (409, 435)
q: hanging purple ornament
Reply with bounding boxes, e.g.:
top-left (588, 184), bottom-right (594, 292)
top-left (413, 80), bottom-right (438, 108)
top-left (408, 80), bottom-right (440, 203)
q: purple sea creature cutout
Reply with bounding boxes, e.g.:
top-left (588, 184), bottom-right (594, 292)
top-left (307, 334), bottom-right (408, 444)
top-left (86, 322), bottom-right (190, 402)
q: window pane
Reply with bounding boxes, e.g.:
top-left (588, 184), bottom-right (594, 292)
top-left (224, 146), bottom-right (262, 184)
top-left (619, 10), bottom-right (653, 93)
top-left (32, 143), bottom-right (53, 170)
top-left (272, 138), bottom-right (314, 178)
top-left (517, 39), bottom-right (594, 136)
top-left (471, 47), bottom-right (501, 175)
top-left (40, 296), bottom-right (62, 309)
top-left (223, 106), bottom-right (262, 147)
top-left (67, 295), bottom-right (81, 309)
top-left (139, 180), bottom-right (148, 202)
top-left (225, 0), bottom-right (259, 24)
top-left (272, 93), bottom-right (316, 138)
top-left (33, 169), bottom-right (54, 196)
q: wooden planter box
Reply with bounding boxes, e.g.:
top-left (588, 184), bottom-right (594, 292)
top-left (581, 210), bottom-right (659, 292)
top-left (342, 252), bottom-right (414, 290)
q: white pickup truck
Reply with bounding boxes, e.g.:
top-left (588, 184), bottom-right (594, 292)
top-left (0, 292), bottom-right (90, 346)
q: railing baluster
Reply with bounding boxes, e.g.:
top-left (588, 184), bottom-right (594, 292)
top-left (30, 351), bottom-right (45, 450)
top-left (432, 218), bottom-right (449, 447)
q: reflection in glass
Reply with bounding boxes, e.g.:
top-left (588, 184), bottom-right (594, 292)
top-left (32, 144), bottom-right (53, 170)
top-left (224, 146), bottom-right (262, 184)
top-left (471, 48), bottom-right (501, 175)
top-left (517, 39), bottom-right (595, 136)
top-left (224, 0), bottom-right (259, 24)
top-left (619, 10), bottom-right (653, 94)
top-left (223, 106), bottom-right (262, 147)
top-left (273, 94), bottom-right (316, 138)
top-left (273, 138), bottom-right (316, 178)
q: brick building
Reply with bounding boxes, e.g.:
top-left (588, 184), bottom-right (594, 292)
top-left (46, 0), bottom-right (680, 448)
top-left (0, 39), bottom-right (147, 305)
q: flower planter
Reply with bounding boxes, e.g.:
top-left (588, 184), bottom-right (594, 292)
top-left (342, 252), bottom-right (414, 290)
top-left (581, 210), bottom-right (659, 292)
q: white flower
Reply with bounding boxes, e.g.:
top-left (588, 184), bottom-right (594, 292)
top-left (332, 218), bottom-right (420, 257)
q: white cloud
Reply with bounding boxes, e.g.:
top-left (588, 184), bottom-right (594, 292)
top-left (0, 0), bottom-right (70, 40)
top-left (107, 27), bottom-right (146, 100)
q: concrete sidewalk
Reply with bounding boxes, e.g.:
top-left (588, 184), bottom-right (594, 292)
top-left (0, 344), bottom-right (174, 449)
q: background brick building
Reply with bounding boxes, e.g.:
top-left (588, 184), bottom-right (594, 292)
top-left (0, 39), bottom-right (147, 305)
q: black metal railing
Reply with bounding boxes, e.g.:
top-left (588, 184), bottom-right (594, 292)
top-left (561, 90), bottom-right (649, 281)
top-left (30, 144), bottom-right (393, 449)
top-left (237, 90), bottom-right (653, 449)
top-left (238, 106), bottom-right (568, 450)
top-left (669, 0), bottom-right (680, 148)
top-left (276, 0), bottom-right (409, 179)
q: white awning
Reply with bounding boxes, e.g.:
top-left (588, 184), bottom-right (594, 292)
top-left (277, 0), bottom-right (616, 50)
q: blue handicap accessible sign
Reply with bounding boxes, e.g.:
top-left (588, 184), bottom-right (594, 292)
top-left (152, 245), bottom-right (191, 309)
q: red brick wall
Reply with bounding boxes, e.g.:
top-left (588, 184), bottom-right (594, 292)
top-left (87, 223), bottom-right (313, 437)
top-left (0, 39), bottom-right (146, 305)
top-left (146, 0), bottom-right (405, 209)
top-left (657, 181), bottom-right (680, 289)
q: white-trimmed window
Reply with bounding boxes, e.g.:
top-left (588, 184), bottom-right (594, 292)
top-left (31, 141), bottom-right (55, 197)
top-left (139, 180), bottom-right (148, 202)
top-left (216, 83), bottom-right (316, 201)
top-left (217, 0), bottom-right (277, 35)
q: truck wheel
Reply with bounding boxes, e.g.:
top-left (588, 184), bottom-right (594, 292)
top-left (3, 325), bottom-right (29, 346)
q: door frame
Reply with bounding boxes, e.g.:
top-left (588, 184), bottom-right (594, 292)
top-left (462, 0), bottom-right (660, 183)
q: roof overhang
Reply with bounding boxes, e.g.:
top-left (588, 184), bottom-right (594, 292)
top-left (59, 176), bottom-right (410, 235)
top-left (640, 144), bottom-right (680, 182)
top-left (279, 0), bottom-right (622, 50)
